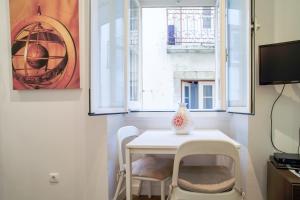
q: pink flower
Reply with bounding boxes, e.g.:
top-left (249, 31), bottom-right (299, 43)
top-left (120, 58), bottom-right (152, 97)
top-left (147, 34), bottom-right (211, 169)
top-left (173, 115), bottom-right (184, 128)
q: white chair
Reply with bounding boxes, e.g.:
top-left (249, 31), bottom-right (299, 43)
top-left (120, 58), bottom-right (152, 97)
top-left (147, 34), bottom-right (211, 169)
top-left (168, 140), bottom-right (244, 200)
top-left (113, 126), bottom-right (173, 200)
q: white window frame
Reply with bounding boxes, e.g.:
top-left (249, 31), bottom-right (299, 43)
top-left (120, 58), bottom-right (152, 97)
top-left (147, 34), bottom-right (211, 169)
top-left (201, 83), bottom-right (215, 110)
top-left (225, 0), bottom-right (254, 114)
top-left (89, 0), bottom-right (129, 115)
top-left (89, 0), bottom-right (254, 115)
top-left (181, 80), bottom-right (216, 110)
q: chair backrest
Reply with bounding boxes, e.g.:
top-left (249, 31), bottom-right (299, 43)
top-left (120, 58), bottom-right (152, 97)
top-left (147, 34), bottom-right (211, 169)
top-left (171, 140), bottom-right (242, 192)
top-left (117, 126), bottom-right (139, 171)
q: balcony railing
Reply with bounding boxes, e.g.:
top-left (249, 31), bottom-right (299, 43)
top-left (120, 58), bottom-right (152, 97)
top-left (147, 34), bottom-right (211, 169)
top-left (167, 7), bottom-right (215, 49)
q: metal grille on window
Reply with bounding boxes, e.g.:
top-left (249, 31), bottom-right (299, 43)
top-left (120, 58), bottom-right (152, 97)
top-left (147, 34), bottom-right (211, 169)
top-left (167, 7), bottom-right (215, 48)
top-left (129, 2), bottom-right (139, 101)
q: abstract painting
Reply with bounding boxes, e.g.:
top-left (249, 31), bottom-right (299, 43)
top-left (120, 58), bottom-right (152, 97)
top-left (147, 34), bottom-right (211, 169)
top-left (9, 0), bottom-right (80, 89)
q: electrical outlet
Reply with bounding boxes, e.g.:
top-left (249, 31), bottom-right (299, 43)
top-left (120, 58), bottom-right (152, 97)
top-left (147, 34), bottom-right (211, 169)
top-left (49, 172), bottom-right (60, 183)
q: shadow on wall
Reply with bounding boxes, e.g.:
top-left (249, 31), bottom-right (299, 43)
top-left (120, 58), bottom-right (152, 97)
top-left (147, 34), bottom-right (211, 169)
top-left (246, 150), bottom-right (265, 200)
top-left (272, 84), bottom-right (300, 153)
top-left (292, 84), bottom-right (300, 99)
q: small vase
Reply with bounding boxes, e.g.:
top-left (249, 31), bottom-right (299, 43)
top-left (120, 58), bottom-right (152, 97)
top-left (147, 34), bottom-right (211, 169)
top-left (171, 103), bottom-right (193, 134)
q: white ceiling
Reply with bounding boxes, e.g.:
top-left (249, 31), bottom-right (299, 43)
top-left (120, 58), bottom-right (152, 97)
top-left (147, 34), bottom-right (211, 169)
top-left (139, 0), bottom-right (217, 8)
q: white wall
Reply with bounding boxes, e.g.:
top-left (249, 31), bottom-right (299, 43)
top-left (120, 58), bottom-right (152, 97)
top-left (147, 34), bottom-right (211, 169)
top-left (230, 114), bottom-right (267, 200)
top-left (1, 1), bottom-right (299, 200)
top-left (86, 117), bottom-right (110, 200)
top-left (229, 115), bottom-right (248, 194)
top-left (247, 0), bottom-right (300, 200)
top-left (125, 112), bottom-right (232, 134)
top-left (0, 0), bottom-right (120, 200)
top-left (272, 0), bottom-right (300, 152)
top-left (107, 115), bottom-right (125, 200)
top-left (274, 0), bottom-right (300, 43)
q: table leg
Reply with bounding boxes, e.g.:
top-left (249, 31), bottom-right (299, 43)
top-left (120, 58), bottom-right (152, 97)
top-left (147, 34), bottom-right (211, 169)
top-left (126, 148), bottom-right (132, 200)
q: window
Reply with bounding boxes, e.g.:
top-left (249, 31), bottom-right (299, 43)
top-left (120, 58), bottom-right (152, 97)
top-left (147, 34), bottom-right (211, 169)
top-left (226, 0), bottom-right (253, 113)
top-left (90, 0), bottom-right (126, 114)
top-left (138, 7), bottom-right (216, 110)
top-left (203, 85), bottom-right (213, 109)
top-left (181, 81), bottom-right (215, 110)
top-left (182, 81), bottom-right (199, 109)
top-left (90, 0), bottom-right (254, 115)
top-left (202, 9), bottom-right (212, 29)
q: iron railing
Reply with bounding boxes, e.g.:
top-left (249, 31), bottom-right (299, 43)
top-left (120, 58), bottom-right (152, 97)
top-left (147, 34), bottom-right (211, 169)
top-left (167, 7), bottom-right (215, 48)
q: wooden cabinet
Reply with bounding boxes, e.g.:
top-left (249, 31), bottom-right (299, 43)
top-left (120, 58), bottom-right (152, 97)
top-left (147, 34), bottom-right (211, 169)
top-left (268, 161), bottom-right (300, 200)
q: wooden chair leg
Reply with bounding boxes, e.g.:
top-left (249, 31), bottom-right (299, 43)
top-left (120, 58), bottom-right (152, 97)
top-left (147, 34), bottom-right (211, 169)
top-left (113, 174), bottom-right (124, 200)
top-left (147, 181), bottom-right (152, 199)
top-left (161, 180), bottom-right (165, 200)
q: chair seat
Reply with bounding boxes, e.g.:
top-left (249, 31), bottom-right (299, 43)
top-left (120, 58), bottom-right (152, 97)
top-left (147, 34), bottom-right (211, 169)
top-left (178, 166), bottom-right (235, 193)
top-left (132, 156), bottom-right (173, 180)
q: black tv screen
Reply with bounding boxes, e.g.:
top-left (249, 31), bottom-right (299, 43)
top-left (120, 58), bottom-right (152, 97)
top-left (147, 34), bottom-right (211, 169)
top-left (259, 40), bottom-right (300, 85)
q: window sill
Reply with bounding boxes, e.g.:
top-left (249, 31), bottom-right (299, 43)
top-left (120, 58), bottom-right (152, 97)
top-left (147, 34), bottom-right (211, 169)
top-left (129, 109), bottom-right (226, 113)
top-left (126, 110), bottom-right (229, 119)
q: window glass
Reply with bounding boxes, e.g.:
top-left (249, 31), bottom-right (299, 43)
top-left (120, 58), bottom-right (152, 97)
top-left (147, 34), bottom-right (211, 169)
top-left (227, 0), bottom-right (250, 108)
top-left (190, 82), bottom-right (199, 109)
top-left (89, 0), bottom-right (252, 114)
top-left (203, 98), bottom-right (213, 109)
top-left (129, 0), bottom-right (140, 101)
top-left (203, 85), bottom-right (213, 109)
top-left (184, 85), bottom-right (190, 108)
top-left (203, 85), bottom-right (213, 96)
top-left (203, 9), bottom-right (212, 29)
top-left (90, 0), bottom-right (126, 113)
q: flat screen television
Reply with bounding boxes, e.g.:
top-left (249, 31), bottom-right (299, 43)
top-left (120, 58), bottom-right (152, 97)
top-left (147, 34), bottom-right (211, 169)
top-left (259, 40), bottom-right (300, 85)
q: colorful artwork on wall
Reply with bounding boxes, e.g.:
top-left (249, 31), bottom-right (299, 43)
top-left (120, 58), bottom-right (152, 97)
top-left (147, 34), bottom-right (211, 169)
top-left (9, 0), bottom-right (80, 90)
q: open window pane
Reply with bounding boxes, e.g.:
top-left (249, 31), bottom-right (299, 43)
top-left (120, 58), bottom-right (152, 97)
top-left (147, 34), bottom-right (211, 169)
top-left (226, 0), bottom-right (253, 114)
top-left (190, 82), bottom-right (199, 109)
top-left (90, 0), bottom-right (126, 114)
top-left (182, 81), bottom-right (199, 109)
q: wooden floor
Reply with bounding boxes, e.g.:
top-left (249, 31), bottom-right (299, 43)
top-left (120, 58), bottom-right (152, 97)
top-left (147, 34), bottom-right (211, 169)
top-left (133, 196), bottom-right (162, 200)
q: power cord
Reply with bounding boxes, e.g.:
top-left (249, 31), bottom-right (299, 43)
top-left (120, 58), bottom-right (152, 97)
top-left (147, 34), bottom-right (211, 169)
top-left (270, 84), bottom-right (286, 153)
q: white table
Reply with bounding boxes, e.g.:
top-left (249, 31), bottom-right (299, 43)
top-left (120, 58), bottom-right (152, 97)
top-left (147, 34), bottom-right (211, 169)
top-left (125, 129), bottom-right (240, 200)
